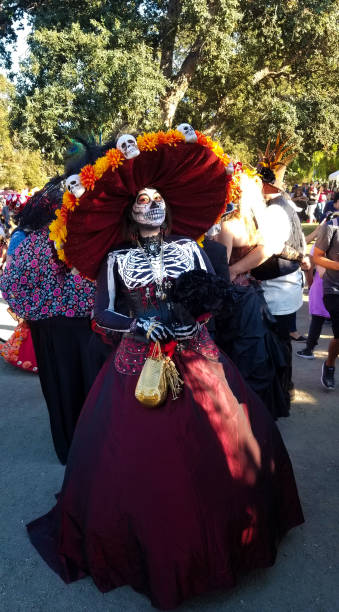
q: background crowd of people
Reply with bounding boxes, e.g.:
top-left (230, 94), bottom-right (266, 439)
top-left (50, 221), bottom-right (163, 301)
top-left (289, 181), bottom-right (337, 223)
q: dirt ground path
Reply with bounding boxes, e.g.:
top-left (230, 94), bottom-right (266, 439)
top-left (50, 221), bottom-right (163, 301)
top-left (0, 296), bottom-right (338, 612)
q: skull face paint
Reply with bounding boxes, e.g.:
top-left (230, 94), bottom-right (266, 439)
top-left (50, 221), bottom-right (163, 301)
top-left (66, 174), bottom-right (85, 199)
top-left (132, 188), bottom-right (166, 227)
top-left (176, 123), bottom-right (197, 143)
top-left (116, 134), bottom-right (140, 159)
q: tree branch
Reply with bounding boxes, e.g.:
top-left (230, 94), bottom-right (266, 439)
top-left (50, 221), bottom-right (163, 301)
top-left (160, 0), bottom-right (219, 125)
top-left (252, 65), bottom-right (291, 84)
top-left (161, 35), bottom-right (206, 126)
top-left (159, 0), bottom-right (181, 78)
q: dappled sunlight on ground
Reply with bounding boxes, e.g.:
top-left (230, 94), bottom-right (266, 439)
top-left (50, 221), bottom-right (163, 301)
top-left (314, 349), bottom-right (330, 359)
top-left (291, 299), bottom-right (337, 413)
top-left (317, 333), bottom-right (333, 341)
top-left (292, 389), bottom-right (318, 405)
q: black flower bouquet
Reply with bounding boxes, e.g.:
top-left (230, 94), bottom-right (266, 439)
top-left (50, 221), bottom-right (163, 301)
top-left (171, 270), bottom-right (233, 320)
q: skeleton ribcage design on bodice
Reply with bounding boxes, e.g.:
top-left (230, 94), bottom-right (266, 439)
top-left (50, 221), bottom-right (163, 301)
top-left (106, 239), bottom-right (207, 311)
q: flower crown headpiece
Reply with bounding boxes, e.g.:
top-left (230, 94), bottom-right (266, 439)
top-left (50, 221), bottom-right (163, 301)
top-left (49, 126), bottom-right (261, 279)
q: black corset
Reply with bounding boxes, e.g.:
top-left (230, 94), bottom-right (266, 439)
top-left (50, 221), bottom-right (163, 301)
top-left (122, 282), bottom-right (174, 324)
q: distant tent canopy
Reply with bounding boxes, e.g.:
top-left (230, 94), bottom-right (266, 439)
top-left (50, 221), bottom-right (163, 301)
top-left (328, 170), bottom-right (339, 182)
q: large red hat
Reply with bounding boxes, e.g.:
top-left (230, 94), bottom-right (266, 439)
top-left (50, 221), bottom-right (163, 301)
top-left (50, 130), bottom-right (231, 279)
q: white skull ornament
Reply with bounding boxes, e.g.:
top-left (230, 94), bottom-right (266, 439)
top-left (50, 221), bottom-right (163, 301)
top-left (116, 134), bottom-right (140, 159)
top-left (66, 174), bottom-right (86, 199)
top-left (132, 188), bottom-right (166, 228)
top-left (176, 123), bottom-right (197, 143)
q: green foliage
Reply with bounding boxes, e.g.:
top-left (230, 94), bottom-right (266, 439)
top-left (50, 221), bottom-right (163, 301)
top-left (287, 145), bottom-right (339, 185)
top-left (0, 74), bottom-right (50, 189)
top-left (1, 0), bottom-right (338, 164)
top-left (11, 20), bottom-right (168, 161)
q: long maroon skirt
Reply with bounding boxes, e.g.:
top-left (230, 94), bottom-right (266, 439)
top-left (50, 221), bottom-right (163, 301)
top-left (27, 341), bottom-right (304, 609)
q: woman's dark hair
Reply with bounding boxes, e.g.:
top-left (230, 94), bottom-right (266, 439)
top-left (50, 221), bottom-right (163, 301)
top-left (18, 178), bottom-right (64, 231)
top-left (122, 191), bottom-right (172, 243)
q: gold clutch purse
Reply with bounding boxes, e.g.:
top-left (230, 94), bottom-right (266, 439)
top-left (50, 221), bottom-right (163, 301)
top-left (135, 341), bottom-right (183, 407)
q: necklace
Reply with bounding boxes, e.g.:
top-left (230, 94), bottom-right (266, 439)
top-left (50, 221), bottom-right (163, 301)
top-left (139, 234), bottom-right (162, 257)
top-left (137, 236), bottom-right (167, 300)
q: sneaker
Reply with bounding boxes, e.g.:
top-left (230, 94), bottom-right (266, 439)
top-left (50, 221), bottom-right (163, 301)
top-left (321, 362), bottom-right (335, 390)
top-left (296, 348), bottom-right (314, 359)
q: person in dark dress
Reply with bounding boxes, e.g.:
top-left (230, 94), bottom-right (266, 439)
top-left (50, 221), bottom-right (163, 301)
top-left (27, 131), bottom-right (304, 609)
top-left (214, 176), bottom-right (291, 419)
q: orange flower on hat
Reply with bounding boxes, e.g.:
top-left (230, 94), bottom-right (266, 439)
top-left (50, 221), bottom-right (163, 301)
top-left (105, 148), bottom-right (124, 171)
top-left (158, 129), bottom-right (185, 146)
top-left (196, 131), bottom-right (214, 149)
top-left (137, 132), bottom-right (159, 151)
top-left (58, 248), bottom-right (66, 262)
top-left (94, 155), bottom-right (111, 179)
top-left (49, 208), bottom-right (68, 249)
top-left (80, 164), bottom-right (97, 190)
top-left (195, 131), bottom-right (230, 166)
top-left (62, 191), bottom-right (77, 212)
top-left (211, 143), bottom-right (230, 166)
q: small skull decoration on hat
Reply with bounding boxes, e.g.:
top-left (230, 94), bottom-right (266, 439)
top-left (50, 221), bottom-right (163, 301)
top-left (176, 123), bottom-right (197, 143)
top-left (116, 134), bottom-right (140, 159)
top-left (66, 175), bottom-right (86, 199)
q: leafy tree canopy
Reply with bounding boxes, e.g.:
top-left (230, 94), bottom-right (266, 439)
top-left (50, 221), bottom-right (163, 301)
top-left (0, 74), bottom-right (53, 189)
top-left (1, 0), bottom-right (338, 167)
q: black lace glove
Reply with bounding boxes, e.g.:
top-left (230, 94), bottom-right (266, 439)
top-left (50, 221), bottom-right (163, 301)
top-left (134, 317), bottom-right (175, 343)
top-left (170, 302), bottom-right (200, 340)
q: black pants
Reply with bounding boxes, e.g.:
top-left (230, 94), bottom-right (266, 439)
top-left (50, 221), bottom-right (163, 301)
top-left (87, 332), bottom-right (114, 381)
top-left (288, 311), bottom-right (297, 333)
top-left (306, 315), bottom-right (327, 350)
top-left (323, 294), bottom-right (339, 339)
top-left (29, 317), bottom-right (95, 464)
top-left (273, 314), bottom-right (294, 405)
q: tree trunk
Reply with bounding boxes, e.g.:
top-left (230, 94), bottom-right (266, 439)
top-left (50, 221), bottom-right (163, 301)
top-left (160, 43), bottom-right (204, 127)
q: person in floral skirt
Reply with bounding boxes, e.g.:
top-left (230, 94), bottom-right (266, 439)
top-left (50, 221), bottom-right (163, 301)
top-left (0, 181), bottom-right (96, 464)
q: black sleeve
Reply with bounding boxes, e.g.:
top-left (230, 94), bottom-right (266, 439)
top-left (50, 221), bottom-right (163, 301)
top-left (203, 239), bottom-right (230, 283)
top-left (93, 254), bottom-right (134, 332)
top-left (193, 242), bottom-right (215, 274)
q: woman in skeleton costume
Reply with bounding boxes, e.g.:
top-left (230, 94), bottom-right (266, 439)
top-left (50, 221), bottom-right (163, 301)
top-left (27, 131), bottom-right (303, 610)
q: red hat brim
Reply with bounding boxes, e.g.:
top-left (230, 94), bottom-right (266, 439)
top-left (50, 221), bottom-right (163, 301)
top-left (64, 143), bottom-right (227, 279)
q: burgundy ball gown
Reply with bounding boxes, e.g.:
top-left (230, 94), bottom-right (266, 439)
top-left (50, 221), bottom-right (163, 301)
top-left (27, 238), bottom-right (304, 609)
